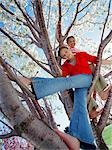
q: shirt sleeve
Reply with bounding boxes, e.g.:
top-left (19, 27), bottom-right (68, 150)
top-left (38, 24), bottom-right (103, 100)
top-left (61, 63), bottom-right (70, 77)
top-left (86, 53), bottom-right (97, 64)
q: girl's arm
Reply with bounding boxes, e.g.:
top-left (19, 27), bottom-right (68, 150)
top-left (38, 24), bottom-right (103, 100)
top-left (86, 53), bottom-right (97, 64)
top-left (57, 67), bottom-right (63, 76)
top-left (102, 59), bottom-right (112, 65)
top-left (86, 52), bottom-right (112, 65)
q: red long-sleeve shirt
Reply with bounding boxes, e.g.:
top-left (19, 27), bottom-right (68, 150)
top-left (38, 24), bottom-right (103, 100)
top-left (61, 52), bottom-right (97, 77)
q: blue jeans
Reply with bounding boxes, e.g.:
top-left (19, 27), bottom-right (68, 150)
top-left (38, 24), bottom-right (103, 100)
top-left (32, 74), bottom-right (95, 145)
top-left (69, 88), bottom-right (95, 145)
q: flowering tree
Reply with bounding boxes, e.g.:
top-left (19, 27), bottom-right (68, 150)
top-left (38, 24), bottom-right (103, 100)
top-left (0, 0), bottom-right (112, 149)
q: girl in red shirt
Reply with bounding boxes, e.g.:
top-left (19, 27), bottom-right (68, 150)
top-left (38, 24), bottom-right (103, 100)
top-left (66, 35), bottom-right (111, 101)
top-left (17, 46), bottom-right (111, 149)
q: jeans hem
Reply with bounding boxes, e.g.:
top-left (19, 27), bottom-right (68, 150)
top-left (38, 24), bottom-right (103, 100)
top-left (68, 132), bottom-right (95, 145)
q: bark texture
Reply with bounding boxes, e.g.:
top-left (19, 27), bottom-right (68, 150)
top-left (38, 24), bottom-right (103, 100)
top-left (0, 67), bottom-right (67, 149)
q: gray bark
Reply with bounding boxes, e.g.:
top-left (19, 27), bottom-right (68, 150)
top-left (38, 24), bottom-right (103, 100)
top-left (0, 67), bottom-right (67, 149)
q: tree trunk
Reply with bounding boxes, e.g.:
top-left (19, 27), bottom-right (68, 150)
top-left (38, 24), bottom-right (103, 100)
top-left (0, 67), bottom-right (67, 149)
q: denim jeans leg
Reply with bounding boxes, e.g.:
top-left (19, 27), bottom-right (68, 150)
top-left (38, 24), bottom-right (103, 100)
top-left (32, 74), bottom-right (92, 99)
top-left (68, 88), bottom-right (95, 145)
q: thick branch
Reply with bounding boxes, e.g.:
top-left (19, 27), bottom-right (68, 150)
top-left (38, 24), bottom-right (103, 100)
top-left (0, 68), bottom-right (67, 149)
top-left (16, 86), bottom-right (47, 122)
top-left (55, 0), bottom-right (63, 65)
top-left (0, 57), bottom-right (39, 118)
top-left (0, 56), bottom-right (50, 123)
top-left (35, 0), bottom-right (61, 76)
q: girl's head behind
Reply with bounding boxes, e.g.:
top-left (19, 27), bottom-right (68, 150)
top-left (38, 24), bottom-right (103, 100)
top-left (66, 36), bottom-right (76, 48)
top-left (58, 46), bottom-right (73, 60)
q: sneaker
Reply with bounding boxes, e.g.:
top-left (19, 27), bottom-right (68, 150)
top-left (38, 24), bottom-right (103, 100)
top-left (80, 141), bottom-right (97, 150)
top-left (64, 126), bottom-right (69, 134)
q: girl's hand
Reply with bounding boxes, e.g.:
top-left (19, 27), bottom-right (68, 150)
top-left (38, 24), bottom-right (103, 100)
top-left (102, 59), bottom-right (112, 65)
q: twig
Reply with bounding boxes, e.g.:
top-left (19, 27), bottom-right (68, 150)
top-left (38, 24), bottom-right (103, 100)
top-left (0, 120), bottom-right (13, 131)
top-left (47, 0), bottom-right (51, 29)
top-left (100, 0), bottom-right (111, 42)
top-left (0, 130), bottom-right (18, 139)
top-left (78, 0), bottom-right (95, 13)
top-left (63, 1), bottom-right (81, 40)
top-left (104, 71), bottom-right (112, 78)
top-left (0, 120), bottom-right (19, 138)
top-left (62, 1), bottom-right (75, 17)
top-left (5, 60), bottom-right (27, 77)
top-left (0, 56), bottom-right (35, 99)
top-left (0, 3), bottom-right (27, 26)
top-left (14, 0), bottom-right (40, 34)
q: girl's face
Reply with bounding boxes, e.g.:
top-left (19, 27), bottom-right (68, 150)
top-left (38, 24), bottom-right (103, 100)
top-left (67, 37), bottom-right (76, 48)
top-left (60, 48), bottom-right (74, 60)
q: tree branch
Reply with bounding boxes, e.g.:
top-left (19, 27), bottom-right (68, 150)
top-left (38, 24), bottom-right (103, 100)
top-left (0, 130), bottom-right (18, 139)
top-left (0, 120), bottom-right (19, 139)
top-left (56, 0), bottom-right (62, 44)
top-left (87, 30), bottom-right (112, 103)
top-left (47, 0), bottom-right (51, 29)
top-left (44, 99), bottom-right (57, 128)
top-left (97, 89), bottom-right (112, 134)
top-left (5, 60), bottom-right (27, 77)
top-left (26, 21), bottom-right (42, 45)
top-left (15, 87), bottom-right (47, 122)
top-left (63, 1), bottom-right (81, 40)
top-left (78, 0), bottom-right (95, 13)
top-left (87, 0), bottom-right (112, 101)
top-left (14, 0), bottom-right (40, 34)
top-left (63, 0), bottom-right (96, 41)
top-left (0, 56), bottom-right (50, 123)
top-left (34, 0), bottom-right (62, 76)
top-left (62, 1), bottom-right (75, 17)
top-left (0, 56), bottom-right (35, 99)
top-left (104, 71), bottom-right (112, 78)
top-left (100, 0), bottom-right (111, 42)
top-left (0, 28), bottom-right (54, 76)
top-left (0, 120), bottom-right (13, 130)
top-left (0, 3), bottom-right (27, 26)
top-left (0, 68), bottom-right (67, 149)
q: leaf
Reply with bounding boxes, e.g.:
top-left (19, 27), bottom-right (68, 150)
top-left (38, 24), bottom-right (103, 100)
top-left (102, 124), bottom-right (112, 150)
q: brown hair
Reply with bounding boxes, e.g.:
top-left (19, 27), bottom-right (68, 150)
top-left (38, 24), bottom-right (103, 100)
top-left (58, 46), bottom-right (68, 57)
top-left (66, 36), bottom-right (75, 44)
